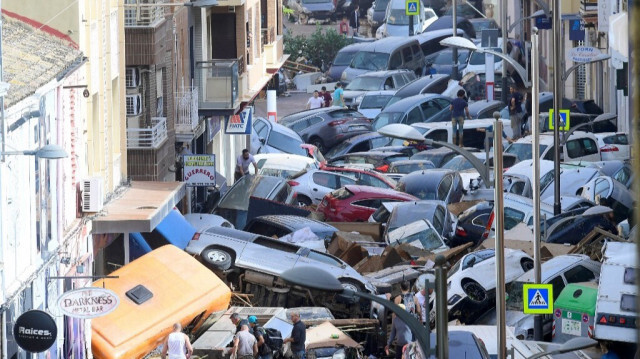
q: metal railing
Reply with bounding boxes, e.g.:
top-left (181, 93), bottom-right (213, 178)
top-left (127, 117), bottom-right (168, 149)
top-left (124, 0), bottom-right (166, 27)
top-left (195, 59), bottom-right (240, 110)
top-left (175, 86), bottom-right (199, 133)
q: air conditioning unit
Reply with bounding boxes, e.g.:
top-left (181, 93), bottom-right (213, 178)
top-left (81, 177), bottom-right (104, 213)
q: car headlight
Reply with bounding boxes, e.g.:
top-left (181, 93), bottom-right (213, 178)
top-left (447, 294), bottom-right (461, 306)
top-left (355, 94), bottom-right (364, 105)
top-left (340, 72), bottom-right (347, 81)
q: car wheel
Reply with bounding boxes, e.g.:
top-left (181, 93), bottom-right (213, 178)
top-left (202, 247), bottom-right (233, 270)
top-left (521, 258), bottom-right (534, 272)
top-left (339, 279), bottom-right (364, 292)
top-left (310, 137), bottom-right (325, 154)
top-left (462, 280), bottom-right (487, 303)
top-left (297, 195), bottom-right (312, 207)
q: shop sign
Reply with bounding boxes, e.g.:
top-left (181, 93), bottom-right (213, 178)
top-left (569, 46), bottom-right (601, 63)
top-left (225, 107), bottom-right (253, 134)
top-left (13, 310), bottom-right (57, 353)
top-left (57, 287), bottom-right (120, 319)
top-left (183, 154), bottom-right (216, 186)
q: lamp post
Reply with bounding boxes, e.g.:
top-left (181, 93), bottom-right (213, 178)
top-left (551, 0), bottom-right (561, 216)
top-left (1, 144), bottom-right (69, 159)
top-left (280, 263), bottom-right (447, 358)
top-left (562, 54), bottom-right (611, 82)
top-left (525, 337), bottom-right (598, 359)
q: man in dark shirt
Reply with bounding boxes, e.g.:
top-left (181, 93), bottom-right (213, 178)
top-left (284, 311), bottom-right (306, 359)
top-left (320, 86), bottom-right (332, 107)
top-left (449, 89), bottom-right (471, 147)
top-left (509, 85), bottom-right (523, 139)
top-left (231, 313), bottom-right (252, 334)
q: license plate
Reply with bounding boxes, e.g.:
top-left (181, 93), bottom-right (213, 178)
top-left (349, 125), bottom-right (368, 131)
top-left (561, 318), bottom-right (582, 336)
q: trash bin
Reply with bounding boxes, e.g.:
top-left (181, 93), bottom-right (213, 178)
top-left (552, 282), bottom-right (597, 343)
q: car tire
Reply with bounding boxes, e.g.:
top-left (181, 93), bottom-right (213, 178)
top-left (339, 279), bottom-right (364, 292)
top-left (297, 195), bottom-right (312, 207)
top-left (521, 258), bottom-right (534, 272)
top-left (461, 280), bottom-right (487, 304)
top-left (309, 137), bottom-right (325, 154)
top-left (202, 247), bottom-right (233, 270)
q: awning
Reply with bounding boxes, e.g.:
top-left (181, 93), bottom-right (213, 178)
top-left (129, 209), bottom-right (196, 259)
top-left (92, 181), bottom-right (186, 234)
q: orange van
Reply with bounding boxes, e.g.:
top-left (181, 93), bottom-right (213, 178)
top-left (91, 245), bottom-right (231, 359)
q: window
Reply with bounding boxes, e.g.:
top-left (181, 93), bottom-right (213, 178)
top-left (308, 116), bottom-right (324, 125)
top-left (566, 138), bottom-right (598, 158)
top-left (411, 44), bottom-right (422, 57)
top-left (621, 294), bottom-right (637, 312)
top-left (603, 134), bottom-right (629, 145)
top-left (126, 95), bottom-right (142, 116)
top-left (392, 74), bottom-right (407, 88)
top-left (402, 47), bottom-right (413, 62)
top-left (358, 173), bottom-right (390, 188)
top-left (352, 199), bottom-right (382, 209)
top-left (313, 172), bottom-right (338, 189)
top-left (471, 213), bottom-right (490, 227)
top-left (254, 237), bottom-right (299, 253)
top-left (624, 268), bottom-right (636, 285)
top-left (420, 101), bottom-right (441, 120)
top-left (564, 265), bottom-right (596, 284)
top-left (246, 220), bottom-right (289, 238)
top-left (426, 129), bottom-right (447, 142)
top-left (389, 52), bottom-right (402, 70)
top-left (434, 98), bottom-right (451, 109)
top-left (125, 67), bottom-right (139, 88)
top-left (548, 275), bottom-right (565, 301)
top-left (290, 119), bottom-right (309, 132)
top-left (307, 251), bottom-right (342, 266)
top-left (254, 119), bottom-right (268, 138)
top-left (267, 132), bottom-right (306, 155)
top-left (383, 77), bottom-right (394, 90)
top-left (614, 166), bottom-right (632, 186)
top-left (351, 141), bottom-right (370, 152)
top-left (543, 147), bottom-right (555, 160)
top-left (437, 175), bottom-right (452, 201)
top-left (407, 107), bottom-right (423, 125)
top-left (371, 136), bottom-right (390, 148)
top-left (503, 207), bottom-right (525, 230)
top-left (594, 178), bottom-right (610, 198)
top-left (432, 206), bottom-right (445, 235)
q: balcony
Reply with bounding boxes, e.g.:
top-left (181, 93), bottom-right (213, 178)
top-left (195, 59), bottom-right (241, 112)
top-left (264, 32), bottom-right (287, 71)
top-left (124, 0), bottom-right (166, 27)
top-left (175, 86), bottom-right (200, 133)
top-left (127, 117), bottom-right (168, 149)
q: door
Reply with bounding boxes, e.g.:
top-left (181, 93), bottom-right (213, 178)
top-left (210, 14), bottom-right (237, 59)
top-left (311, 172), bottom-right (355, 203)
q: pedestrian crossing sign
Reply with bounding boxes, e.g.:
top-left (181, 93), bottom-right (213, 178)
top-left (523, 284), bottom-right (554, 314)
top-left (548, 109), bottom-right (570, 131)
top-left (406, 0), bottom-right (419, 15)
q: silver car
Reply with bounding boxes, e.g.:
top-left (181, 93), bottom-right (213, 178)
top-left (288, 169), bottom-right (357, 206)
top-left (186, 227), bottom-right (377, 294)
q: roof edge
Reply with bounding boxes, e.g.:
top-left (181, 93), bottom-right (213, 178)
top-left (2, 9), bottom-right (79, 49)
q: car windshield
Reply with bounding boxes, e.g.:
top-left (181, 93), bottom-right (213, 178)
top-left (505, 143), bottom-right (548, 161)
top-left (387, 9), bottom-right (419, 25)
top-left (267, 131), bottom-right (306, 156)
top-left (375, 0), bottom-right (390, 10)
top-left (360, 94), bottom-right (394, 109)
top-left (469, 48), bottom-right (503, 65)
top-left (442, 156), bottom-right (474, 171)
top-left (373, 112), bottom-right (403, 130)
top-left (391, 162), bottom-right (432, 174)
top-left (506, 281), bottom-right (526, 311)
top-left (333, 51), bottom-right (357, 66)
top-left (387, 220), bottom-right (443, 251)
top-left (346, 77), bottom-right (384, 91)
top-left (218, 175), bottom-right (282, 210)
top-left (351, 51), bottom-right (389, 71)
top-left (433, 50), bottom-right (469, 65)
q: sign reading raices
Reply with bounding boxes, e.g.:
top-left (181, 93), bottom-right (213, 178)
top-left (183, 154), bottom-right (216, 187)
top-left (57, 287), bottom-right (120, 319)
top-left (13, 310), bottom-right (58, 353)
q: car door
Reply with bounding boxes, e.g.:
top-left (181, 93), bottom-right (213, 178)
top-left (290, 118), bottom-right (311, 140)
top-left (238, 236), bottom-right (301, 274)
top-left (310, 171), bottom-right (356, 203)
top-left (392, 73), bottom-right (407, 88)
top-left (437, 174), bottom-right (453, 203)
top-left (252, 118), bottom-right (269, 153)
top-left (406, 106), bottom-right (425, 125)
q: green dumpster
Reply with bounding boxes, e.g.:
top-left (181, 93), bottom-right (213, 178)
top-left (552, 282), bottom-right (598, 343)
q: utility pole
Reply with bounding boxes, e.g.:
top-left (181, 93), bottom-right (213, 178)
top-left (500, 0), bottom-right (508, 103)
top-left (531, 27), bottom-right (543, 341)
top-left (494, 120), bottom-right (506, 359)
top-left (452, 0), bottom-right (458, 80)
top-left (552, 0), bottom-right (561, 215)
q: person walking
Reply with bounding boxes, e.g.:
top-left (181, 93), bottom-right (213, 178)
top-left (384, 305), bottom-right (412, 359)
top-left (161, 323), bottom-right (193, 359)
top-left (349, 5), bottom-right (359, 37)
top-left (283, 311), bottom-right (306, 359)
top-left (248, 316), bottom-right (273, 359)
top-left (235, 149), bottom-right (258, 183)
top-left (320, 86), bottom-right (332, 107)
top-left (232, 325), bottom-right (258, 359)
top-left (508, 85), bottom-right (523, 139)
top-left (449, 89), bottom-right (471, 147)
top-left (332, 83), bottom-right (345, 108)
top-left (339, 16), bottom-right (349, 36)
top-left (393, 281), bottom-right (421, 322)
top-left (306, 90), bottom-right (324, 110)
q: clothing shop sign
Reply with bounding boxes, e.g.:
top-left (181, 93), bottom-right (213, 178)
top-left (13, 310), bottom-right (58, 353)
top-left (57, 287), bottom-right (120, 319)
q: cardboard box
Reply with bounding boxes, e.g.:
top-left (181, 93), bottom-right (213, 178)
top-left (326, 222), bottom-right (383, 241)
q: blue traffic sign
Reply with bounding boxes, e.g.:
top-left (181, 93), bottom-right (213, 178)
top-left (523, 284), bottom-right (554, 314)
top-left (406, 0), bottom-right (419, 15)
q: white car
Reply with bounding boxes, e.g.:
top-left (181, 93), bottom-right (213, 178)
top-left (593, 132), bottom-right (630, 161)
top-left (430, 248), bottom-right (533, 324)
top-left (504, 131), bottom-right (602, 163)
top-left (250, 117), bottom-right (307, 156)
top-left (386, 219), bottom-right (449, 253)
top-left (357, 90), bottom-right (396, 119)
top-left (462, 40), bottom-right (504, 77)
top-left (249, 153), bottom-right (319, 178)
top-left (288, 169), bottom-right (357, 206)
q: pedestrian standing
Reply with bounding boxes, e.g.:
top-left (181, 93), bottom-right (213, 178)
top-left (232, 325), bottom-right (258, 359)
top-left (306, 90), bottom-right (324, 110)
top-left (332, 83), bottom-right (345, 108)
top-left (283, 311), bottom-right (306, 359)
top-left (235, 149), bottom-right (259, 183)
top-left (509, 85), bottom-right (523, 139)
top-left (414, 274), bottom-right (434, 325)
top-left (393, 281), bottom-right (421, 322)
top-left (449, 89), bottom-right (471, 147)
top-left (349, 5), bottom-right (359, 37)
top-left (384, 305), bottom-right (412, 359)
top-left (339, 16), bottom-right (349, 36)
top-left (249, 316), bottom-right (272, 359)
top-left (161, 323), bottom-right (193, 359)
top-left (320, 86), bottom-right (332, 107)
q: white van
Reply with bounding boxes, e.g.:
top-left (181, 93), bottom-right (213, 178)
top-left (594, 241), bottom-right (638, 344)
top-left (505, 131), bottom-right (601, 163)
top-left (410, 118), bottom-right (513, 150)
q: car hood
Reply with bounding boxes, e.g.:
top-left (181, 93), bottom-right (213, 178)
top-left (342, 68), bottom-right (369, 83)
top-left (302, 2), bottom-right (335, 11)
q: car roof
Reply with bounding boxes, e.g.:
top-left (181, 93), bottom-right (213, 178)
top-left (415, 28), bottom-right (466, 43)
top-left (382, 93), bottom-right (448, 113)
top-left (390, 159), bottom-right (434, 166)
top-left (337, 42), bottom-right (371, 53)
top-left (390, 200), bottom-right (444, 221)
top-left (516, 254), bottom-right (595, 282)
top-left (467, 100), bottom-right (505, 115)
top-left (400, 168), bottom-right (454, 182)
top-left (250, 215), bottom-right (338, 231)
top-left (354, 69), bottom-right (411, 79)
top-left (394, 74), bottom-right (450, 97)
top-left (365, 36), bottom-right (420, 53)
top-left (260, 117), bottom-right (304, 138)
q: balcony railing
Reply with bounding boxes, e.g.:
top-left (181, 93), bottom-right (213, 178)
top-left (175, 86), bottom-right (199, 133)
top-left (261, 26), bottom-right (275, 45)
top-left (124, 0), bottom-right (166, 27)
top-left (195, 59), bottom-right (240, 110)
top-left (127, 117), bottom-right (168, 149)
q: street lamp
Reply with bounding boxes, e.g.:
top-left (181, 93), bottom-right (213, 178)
top-left (439, 36), bottom-right (531, 88)
top-left (525, 337), bottom-right (598, 359)
top-left (280, 265), bottom-right (442, 358)
top-left (2, 144), bottom-right (68, 161)
top-left (508, 9), bottom-right (546, 33)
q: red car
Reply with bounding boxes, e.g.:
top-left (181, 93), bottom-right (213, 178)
top-left (317, 185), bottom-right (418, 222)
top-left (319, 164), bottom-right (397, 189)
